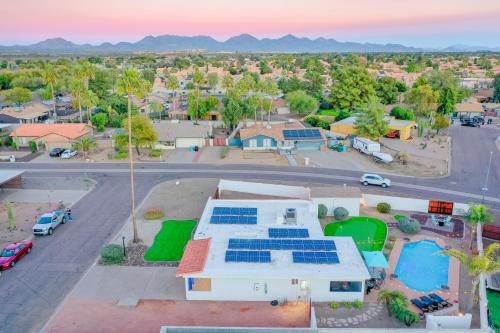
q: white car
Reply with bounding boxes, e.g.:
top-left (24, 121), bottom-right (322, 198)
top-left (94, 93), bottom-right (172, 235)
top-left (61, 150), bottom-right (78, 159)
top-left (360, 174), bottom-right (391, 188)
top-left (32, 211), bottom-right (67, 236)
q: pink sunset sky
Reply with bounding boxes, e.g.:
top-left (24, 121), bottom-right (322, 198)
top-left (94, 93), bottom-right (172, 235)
top-left (2, 0), bottom-right (500, 47)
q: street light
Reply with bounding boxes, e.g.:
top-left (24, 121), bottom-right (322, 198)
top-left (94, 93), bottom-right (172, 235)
top-left (481, 151), bottom-right (493, 203)
top-left (122, 236), bottom-right (127, 257)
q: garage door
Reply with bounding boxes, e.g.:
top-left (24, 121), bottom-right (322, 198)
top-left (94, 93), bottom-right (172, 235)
top-left (176, 138), bottom-right (205, 148)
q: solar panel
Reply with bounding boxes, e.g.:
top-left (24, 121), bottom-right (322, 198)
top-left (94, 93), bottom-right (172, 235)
top-left (210, 215), bottom-right (257, 224)
top-left (228, 239), bottom-right (336, 251)
top-left (268, 228), bottom-right (310, 238)
top-left (283, 129), bottom-right (322, 141)
top-left (212, 207), bottom-right (257, 216)
top-left (292, 251), bottom-right (339, 264)
top-left (225, 250), bottom-right (271, 263)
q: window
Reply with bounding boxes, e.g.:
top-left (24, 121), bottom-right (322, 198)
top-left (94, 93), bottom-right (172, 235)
top-left (263, 138), bottom-right (272, 148)
top-left (249, 139), bottom-right (257, 148)
top-left (330, 281), bottom-right (362, 292)
top-left (159, 140), bottom-right (175, 147)
top-left (291, 279), bottom-right (299, 285)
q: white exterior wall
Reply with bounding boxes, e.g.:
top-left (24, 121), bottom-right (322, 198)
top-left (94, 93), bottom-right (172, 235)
top-left (452, 203), bottom-right (469, 216)
top-left (185, 277), bottom-right (364, 302)
top-left (362, 194), bottom-right (429, 213)
top-left (312, 198), bottom-right (360, 217)
top-left (176, 137), bottom-right (205, 148)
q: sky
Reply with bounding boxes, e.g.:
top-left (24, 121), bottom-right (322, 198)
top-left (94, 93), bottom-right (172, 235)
top-left (2, 0), bottom-right (500, 48)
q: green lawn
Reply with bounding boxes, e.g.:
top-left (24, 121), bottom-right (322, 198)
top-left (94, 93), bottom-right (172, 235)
top-left (144, 220), bottom-right (197, 261)
top-left (323, 217), bottom-right (388, 251)
top-left (487, 289), bottom-right (500, 332)
top-left (318, 109), bottom-right (339, 117)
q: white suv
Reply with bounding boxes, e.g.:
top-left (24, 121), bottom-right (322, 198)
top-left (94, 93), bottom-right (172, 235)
top-left (360, 174), bottom-right (391, 188)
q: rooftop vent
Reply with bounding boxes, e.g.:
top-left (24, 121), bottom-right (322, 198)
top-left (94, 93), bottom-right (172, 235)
top-left (284, 208), bottom-right (297, 224)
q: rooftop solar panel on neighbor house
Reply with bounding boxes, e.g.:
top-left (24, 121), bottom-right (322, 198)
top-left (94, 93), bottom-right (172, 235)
top-left (283, 129), bottom-right (322, 140)
top-left (210, 215), bottom-right (257, 224)
top-left (228, 239), bottom-right (336, 251)
top-left (225, 250), bottom-right (271, 263)
top-left (212, 207), bottom-right (257, 216)
top-left (292, 251), bottom-right (339, 264)
top-left (268, 228), bottom-right (310, 238)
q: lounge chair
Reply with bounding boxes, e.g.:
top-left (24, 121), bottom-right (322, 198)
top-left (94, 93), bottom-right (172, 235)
top-left (429, 293), bottom-right (453, 308)
top-left (411, 298), bottom-right (430, 312)
top-left (420, 296), bottom-right (441, 310)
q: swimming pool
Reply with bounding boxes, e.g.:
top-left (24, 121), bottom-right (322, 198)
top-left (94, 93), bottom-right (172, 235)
top-left (395, 240), bottom-right (449, 292)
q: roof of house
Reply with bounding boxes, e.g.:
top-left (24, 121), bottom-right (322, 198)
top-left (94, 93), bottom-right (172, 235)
top-left (0, 103), bottom-right (50, 120)
top-left (454, 103), bottom-right (484, 113)
top-left (240, 122), bottom-right (325, 142)
top-left (176, 238), bottom-right (212, 277)
top-left (153, 121), bottom-right (211, 141)
top-left (11, 123), bottom-right (91, 139)
top-left (332, 116), bottom-right (414, 128)
top-left (475, 89), bottom-right (494, 98)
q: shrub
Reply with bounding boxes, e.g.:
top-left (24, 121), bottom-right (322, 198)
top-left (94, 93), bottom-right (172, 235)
top-left (319, 101), bottom-right (331, 110)
top-left (100, 244), bottom-right (124, 264)
top-left (353, 300), bottom-right (363, 309)
top-left (221, 147), bottom-right (229, 159)
top-left (394, 214), bottom-right (405, 222)
top-left (114, 150), bottom-right (127, 159)
top-left (388, 235), bottom-right (396, 242)
top-left (384, 242), bottom-right (394, 250)
top-left (329, 301), bottom-right (339, 310)
top-left (390, 106), bottom-right (414, 120)
top-left (149, 149), bottom-right (161, 157)
top-left (318, 204), bottom-right (328, 219)
top-left (144, 208), bottom-right (165, 220)
top-left (28, 140), bottom-right (37, 153)
top-left (377, 202), bottom-right (391, 214)
top-left (333, 207), bottom-right (349, 221)
top-left (316, 119), bottom-right (331, 130)
top-left (341, 301), bottom-right (352, 309)
top-left (304, 115), bottom-right (320, 127)
top-left (398, 217), bottom-right (421, 234)
top-left (335, 109), bottom-right (351, 122)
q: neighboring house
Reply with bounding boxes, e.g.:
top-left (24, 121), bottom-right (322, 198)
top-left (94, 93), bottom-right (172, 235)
top-left (0, 103), bottom-right (50, 124)
top-left (10, 123), bottom-right (93, 150)
top-left (240, 122), bottom-right (327, 151)
top-left (176, 180), bottom-right (369, 302)
top-left (274, 98), bottom-right (290, 115)
top-left (153, 120), bottom-right (211, 149)
top-left (453, 103), bottom-right (484, 118)
top-left (330, 116), bottom-right (414, 140)
top-left (474, 89), bottom-right (494, 103)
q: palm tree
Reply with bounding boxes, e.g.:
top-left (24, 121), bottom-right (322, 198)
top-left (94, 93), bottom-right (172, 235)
top-left (41, 63), bottom-right (59, 118)
top-left (377, 289), bottom-right (407, 317)
top-left (192, 69), bottom-right (204, 121)
top-left (167, 74), bottom-right (180, 119)
top-left (81, 89), bottom-right (99, 125)
top-left (465, 204), bottom-right (495, 250)
top-left (69, 79), bottom-right (85, 123)
top-left (444, 244), bottom-right (500, 301)
top-left (72, 137), bottom-right (98, 159)
top-left (116, 68), bottom-right (151, 243)
top-left (80, 61), bottom-right (96, 89)
top-left (262, 77), bottom-right (279, 124)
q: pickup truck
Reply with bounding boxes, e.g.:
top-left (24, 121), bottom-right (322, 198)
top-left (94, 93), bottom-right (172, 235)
top-left (32, 211), bottom-right (68, 236)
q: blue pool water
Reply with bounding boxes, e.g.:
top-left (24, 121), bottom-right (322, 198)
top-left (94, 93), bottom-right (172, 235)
top-left (395, 240), bottom-right (449, 292)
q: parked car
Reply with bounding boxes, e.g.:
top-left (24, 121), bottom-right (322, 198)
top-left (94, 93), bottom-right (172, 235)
top-left (49, 148), bottom-right (65, 157)
top-left (385, 131), bottom-right (400, 138)
top-left (32, 211), bottom-right (67, 236)
top-left (360, 174), bottom-right (391, 188)
top-left (461, 119), bottom-right (480, 128)
top-left (61, 150), bottom-right (78, 159)
top-left (473, 116), bottom-right (485, 125)
top-left (0, 240), bottom-right (32, 271)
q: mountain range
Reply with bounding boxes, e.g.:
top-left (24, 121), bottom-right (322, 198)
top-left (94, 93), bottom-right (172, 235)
top-left (0, 34), bottom-right (499, 53)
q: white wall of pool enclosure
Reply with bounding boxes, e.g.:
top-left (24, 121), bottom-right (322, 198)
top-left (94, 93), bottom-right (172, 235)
top-left (184, 277), bottom-right (365, 302)
top-left (312, 197), bottom-right (360, 217)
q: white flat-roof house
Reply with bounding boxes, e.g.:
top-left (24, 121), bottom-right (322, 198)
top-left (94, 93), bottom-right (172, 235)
top-left (176, 180), bottom-right (369, 303)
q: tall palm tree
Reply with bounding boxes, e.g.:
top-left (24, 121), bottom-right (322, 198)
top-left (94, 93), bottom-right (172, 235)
top-left (69, 79), bottom-right (85, 122)
top-left (81, 89), bottom-right (98, 125)
top-left (263, 77), bottom-right (279, 124)
top-left (41, 63), bottom-right (59, 118)
top-left (167, 74), bottom-right (179, 120)
top-left (377, 289), bottom-right (407, 317)
top-left (192, 69), bottom-right (204, 121)
top-left (116, 68), bottom-right (151, 243)
top-left (81, 61), bottom-right (96, 89)
top-left (465, 204), bottom-right (495, 250)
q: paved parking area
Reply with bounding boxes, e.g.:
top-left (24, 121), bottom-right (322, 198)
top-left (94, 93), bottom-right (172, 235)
top-left (164, 149), bottom-right (197, 163)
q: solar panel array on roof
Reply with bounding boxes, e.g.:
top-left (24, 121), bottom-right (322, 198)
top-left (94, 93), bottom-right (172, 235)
top-left (213, 207), bottom-right (257, 215)
top-left (283, 129), bottom-right (322, 140)
top-left (225, 250), bottom-right (271, 263)
top-left (292, 251), bottom-right (339, 264)
top-left (210, 215), bottom-right (257, 224)
top-left (268, 228), bottom-right (309, 238)
top-left (228, 239), bottom-right (336, 251)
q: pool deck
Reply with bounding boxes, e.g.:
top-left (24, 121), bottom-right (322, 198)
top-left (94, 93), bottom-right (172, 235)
top-left (366, 234), bottom-right (460, 315)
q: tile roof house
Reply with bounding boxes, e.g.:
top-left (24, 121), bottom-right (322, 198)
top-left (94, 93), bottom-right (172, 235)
top-left (153, 121), bottom-right (211, 149)
top-left (0, 103), bottom-right (50, 124)
top-left (10, 123), bottom-right (93, 149)
top-left (454, 103), bottom-right (484, 116)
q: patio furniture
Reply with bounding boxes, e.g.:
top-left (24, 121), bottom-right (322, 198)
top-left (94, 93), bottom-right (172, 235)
top-left (411, 298), bottom-right (430, 313)
top-left (421, 295), bottom-right (443, 309)
top-left (429, 293), bottom-right (453, 308)
top-left (419, 296), bottom-right (438, 311)
top-left (390, 273), bottom-right (398, 279)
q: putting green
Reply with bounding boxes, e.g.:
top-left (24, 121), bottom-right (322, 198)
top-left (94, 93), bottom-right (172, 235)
top-left (144, 220), bottom-right (197, 261)
top-left (324, 217), bottom-right (387, 251)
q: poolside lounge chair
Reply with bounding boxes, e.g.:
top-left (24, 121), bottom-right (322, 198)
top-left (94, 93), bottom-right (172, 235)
top-left (429, 293), bottom-right (453, 308)
top-left (411, 298), bottom-right (430, 313)
top-left (420, 296), bottom-right (441, 310)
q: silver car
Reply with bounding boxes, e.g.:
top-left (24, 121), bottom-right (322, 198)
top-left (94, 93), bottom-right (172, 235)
top-left (360, 174), bottom-right (391, 188)
top-left (32, 211), bottom-right (67, 236)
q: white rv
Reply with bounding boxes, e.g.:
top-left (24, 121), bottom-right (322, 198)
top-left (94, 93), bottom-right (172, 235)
top-left (353, 137), bottom-right (380, 154)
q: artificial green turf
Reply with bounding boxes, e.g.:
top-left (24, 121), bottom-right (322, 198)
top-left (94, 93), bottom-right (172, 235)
top-left (318, 109), bottom-right (339, 117)
top-left (487, 289), bottom-right (500, 332)
top-left (144, 220), bottom-right (197, 261)
top-left (323, 216), bottom-right (388, 251)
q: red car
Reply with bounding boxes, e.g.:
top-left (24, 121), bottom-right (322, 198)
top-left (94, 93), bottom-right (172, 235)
top-left (385, 130), bottom-right (400, 138)
top-left (0, 240), bottom-right (32, 271)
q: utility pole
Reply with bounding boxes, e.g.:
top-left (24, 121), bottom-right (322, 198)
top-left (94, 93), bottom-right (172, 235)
top-left (481, 151), bottom-right (493, 203)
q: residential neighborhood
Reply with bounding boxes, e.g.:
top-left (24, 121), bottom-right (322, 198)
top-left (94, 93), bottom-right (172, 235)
top-left (0, 1), bottom-right (500, 333)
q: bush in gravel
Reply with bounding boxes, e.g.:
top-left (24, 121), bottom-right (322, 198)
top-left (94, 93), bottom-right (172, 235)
top-left (149, 149), bottom-right (161, 158)
top-left (318, 204), bottom-right (328, 219)
top-left (329, 301), bottom-right (339, 310)
top-left (100, 244), bottom-right (124, 264)
top-left (333, 207), bottom-right (349, 221)
top-left (388, 235), bottom-right (397, 242)
top-left (353, 300), bottom-right (363, 309)
top-left (221, 147), bottom-right (229, 159)
top-left (377, 202), bottom-right (391, 214)
top-left (398, 217), bottom-right (421, 234)
top-left (341, 301), bottom-right (352, 309)
top-left (144, 208), bottom-right (165, 220)
top-left (385, 242), bottom-right (394, 250)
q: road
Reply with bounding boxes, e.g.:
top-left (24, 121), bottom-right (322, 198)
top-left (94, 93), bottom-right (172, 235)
top-left (0, 126), bottom-right (498, 333)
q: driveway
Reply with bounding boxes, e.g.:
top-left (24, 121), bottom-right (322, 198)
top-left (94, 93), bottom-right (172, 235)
top-left (298, 150), bottom-right (364, 171)
top-left (164, 149), bottom-right (197, 163)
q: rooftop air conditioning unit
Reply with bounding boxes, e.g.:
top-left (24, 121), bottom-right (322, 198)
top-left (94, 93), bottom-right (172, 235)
top-left (285, 208), bottom-right (297, 224)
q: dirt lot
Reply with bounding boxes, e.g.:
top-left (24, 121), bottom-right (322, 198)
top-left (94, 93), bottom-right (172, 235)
top-left (0, 202), bottom-right (58, 249)
top-left (199, 147), bottom-right (291, 166)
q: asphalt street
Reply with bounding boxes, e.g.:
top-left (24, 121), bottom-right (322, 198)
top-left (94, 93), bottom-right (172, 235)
top-left (0, 125), bottom-right (498, 333)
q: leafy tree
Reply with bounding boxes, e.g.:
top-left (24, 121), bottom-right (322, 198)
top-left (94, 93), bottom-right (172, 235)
top-left (91, 112), bottom-right (109, 132)
top-left (10, 74), bottom-right (45, 90)
top-left (207, 72), bottom-right (218, 93)
top-left (187, 91), bottom-right (206, 122)
top-left (404, 84), bottom-right (438, 120)
top-left (142, 68), bottom-right (155, 84)
top-left (278, 75), bottom-right (304, 94)
top-left (72, 136), bottom-right (98, 159)
top-left (0, 72), bottom-right (15, 90)
top-left (375, 77), bottom-right (400, 105)
top-left (222, 74), bottom-right (234, 92)
top-left (285, 90), bottom-right (318, 115)
top-left (437, 87), bottom-right (456, 115)
top-left (89, 69), bottom-right (117, 99)
top-left (390, 106), bottom-right (414, 120)
top-left (121, 115), bottom-right (158, 155)
top-left (262, 77), bottom-right (279, 123)
top-left (355, 97), bottom-right (389, 140)
top-left (200, 95), bottom-right (219, 115)
top-left (258, 61), bottom-right (272, 75)
top-left (432, 114), bottom-right (449, 134)
top-left (330, 66), bottom-right (375, 111)
top-left (335, 109), bottom-right (351, 122)
top-left (3, 87), bottom-right (32, 106)
top-left (116, 67), bottom-right (151, 243)
top-left (235, 73), bottom-right (256, 96)
top-left (192, 69), bottom-right (205, 90)
top-left (40, 63), bottom-right (59, 117)
top-left (464, 204), bottom-right (495, 250)
top-left (493, 74), bottom-right (500, 102)
top-left (222, 96), bottom-right (246, 129)
top-left (303, 69), bottom-right (326, 100)
top-left (246, 94), bottom-right (262, 122)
